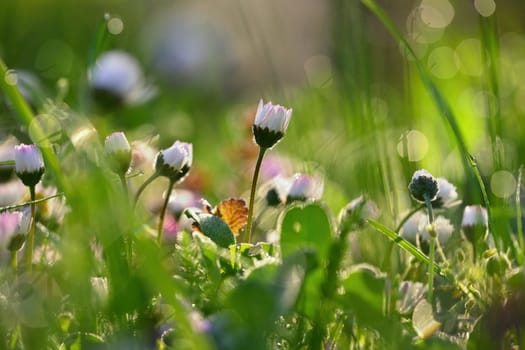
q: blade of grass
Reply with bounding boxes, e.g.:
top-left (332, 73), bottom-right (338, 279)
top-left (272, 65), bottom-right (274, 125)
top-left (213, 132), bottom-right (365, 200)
top-left (517, 165), bottom-right (524, 265)
top-left (367, 219), bottom-right (439, 274)
top-left (0, 57), bottom-right (67, 192)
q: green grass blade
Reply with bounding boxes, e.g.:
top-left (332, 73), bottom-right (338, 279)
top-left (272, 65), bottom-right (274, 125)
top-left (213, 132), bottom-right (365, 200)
top-left (367, 219), bottom-right (440, 274)
top-left (517, 165), bottom-right (524, 265)
top-left (0, 57), bottom-right (67, 192)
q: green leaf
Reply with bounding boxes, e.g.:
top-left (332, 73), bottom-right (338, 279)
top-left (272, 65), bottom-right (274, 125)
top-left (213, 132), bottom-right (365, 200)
top-left (279, 203), bottom-right (333, 261)
top-left (340, 264), bottom-right (386, 327)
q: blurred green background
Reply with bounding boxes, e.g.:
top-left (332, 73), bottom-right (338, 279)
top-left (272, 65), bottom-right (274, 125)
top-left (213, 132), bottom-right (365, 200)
top-left (1, 0), bottom-right (525, 219)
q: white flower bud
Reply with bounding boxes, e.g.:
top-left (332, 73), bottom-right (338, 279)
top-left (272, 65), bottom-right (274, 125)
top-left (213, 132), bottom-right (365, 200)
top-left (14, 144), bottom-right (45, 187)
top-left (253, 99), bottom-right (292, 148)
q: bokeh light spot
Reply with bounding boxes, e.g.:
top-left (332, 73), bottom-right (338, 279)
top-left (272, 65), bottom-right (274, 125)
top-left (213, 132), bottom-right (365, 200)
top-left (4, 69), bottom-right (18, 86)
top-left (396, 130), bottom-right (429, 162)
top-left (474, 0), bottom-right (496, 17)
top-left (456, 38), bottom-right (482, 76)
top-left (28, 114), bottom-right (62, 148)
top-left (107, 17), bottom-right (124, 35)
top-left (490, 170), bottom-right (516, 198)
top-left (428, 46), bottom-right (458, 79)
top-left (304, 55), bottom-right (332, 88)
top-left (420, 0), bottom-right (455, 29)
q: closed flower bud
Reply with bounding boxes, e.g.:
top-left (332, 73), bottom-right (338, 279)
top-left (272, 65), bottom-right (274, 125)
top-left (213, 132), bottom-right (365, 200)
top-left (432, 178), bottom-right (458, 208)
top-left (104, 132), bottom-right (132, 174)
top-left (408, 169), bottom-right (438, 203)
top-left (14, 144), bottom-right (45, 187)
top-left (253, 99), bottom-right (292, 148)
top-left (155, 141), bottom-right (192, 182)
top-left (286, 173), bottom-right (323, 204)
top-left (461, 205), bottom-right (488, 245)
top-left (261, 175), bottom-right (292, 207)
top-left (0, 210), bottom-right (30, 252)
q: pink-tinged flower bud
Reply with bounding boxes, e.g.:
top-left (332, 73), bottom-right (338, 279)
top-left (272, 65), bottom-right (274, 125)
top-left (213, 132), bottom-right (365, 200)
top-left (0, 210), bottom-right (30, 252)
top-left (432, 178), bottom-right (458, 208)
top-left (253, 99), bottom-right (292, 148)
top-left (262, 175), bottom-right (292, 207)
top-left (104, 132), bottom-right (132, 174)
top-left (14, 144), bottom-right (45, 187)
top-left (408, 169), bottom-right (438, 203)
top-left (155, 141), bottom-right (193, 182)
top-left (461, 205), bottom-right (488, 245)
top-left (286, 173), bottom-right (323, 203)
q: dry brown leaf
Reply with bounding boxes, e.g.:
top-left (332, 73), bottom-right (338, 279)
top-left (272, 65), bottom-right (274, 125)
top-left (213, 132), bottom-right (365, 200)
top-left (214, 198), bottom-right (248, 236)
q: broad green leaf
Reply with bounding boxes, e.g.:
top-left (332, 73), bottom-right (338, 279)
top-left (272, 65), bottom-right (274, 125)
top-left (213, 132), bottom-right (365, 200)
top-left (340, 264), bottom-right (386, 327)
top-left (279, 203), bottom-right (333, 260)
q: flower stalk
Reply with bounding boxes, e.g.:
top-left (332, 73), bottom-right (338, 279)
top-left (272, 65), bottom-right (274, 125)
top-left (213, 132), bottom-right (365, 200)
top-left (424, 193), bottom-right (436, 302)
top-left (245, 147), bottom-right (267, 243)
top-left (157, 179), bottom-right (175, 245)
top-left (25, 185), bottom-right (36, 272)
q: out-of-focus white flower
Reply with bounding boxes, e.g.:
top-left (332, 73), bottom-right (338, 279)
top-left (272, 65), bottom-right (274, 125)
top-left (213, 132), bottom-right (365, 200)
top-left (155, 141), bottom-right (193, 182)
top-left (400, 211), bottom-right (426, 243)
top-left (432, 178), bottom-right (458, 208)
top-left (261, 175), bottom-right (293, 207)
top-left (253, 100), bottom-right (292, 148)
top-left (0, 209), bottom-right (30, 251)
top-left (286, 173), bottom-right (323, 203)
top-left (408, 169), bottom-right (438, 203)
top-left (167, 189), bottom-right (201, 218)
top-left (104, 132), bottom-right (132, 174)
top-left (14, 144), bottom-right (45, 187)
top-left (462, 205), bottom-right (488, 228)
top-left (338, 195), bottom-right (380, 230)
top-left (0, 180), bottom-right (26, 207)
top-left (89, 50), bottom-right (156, 107)
top-left (419, 215), bottom-right (454, 245)
top-left (259, 154), bottom-right (293, 182)
top-left (35, 183), bottom-right (69, 226)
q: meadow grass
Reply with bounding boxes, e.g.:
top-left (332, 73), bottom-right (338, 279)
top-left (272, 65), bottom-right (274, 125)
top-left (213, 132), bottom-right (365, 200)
top-left (0, 0), bottom-right (524, 349)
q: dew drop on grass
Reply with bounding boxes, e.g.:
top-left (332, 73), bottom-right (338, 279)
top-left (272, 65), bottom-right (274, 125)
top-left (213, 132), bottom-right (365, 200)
top-left (490, 170), bottom-right (516, 198)
top-left (28, 114), bottom-right (62, 148)
top-left (4, 69), bottom-right (18, 86)
top-left (474, 0), bottom-right (496, 17)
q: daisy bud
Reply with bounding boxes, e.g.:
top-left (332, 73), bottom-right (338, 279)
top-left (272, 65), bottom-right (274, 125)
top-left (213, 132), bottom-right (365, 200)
top-left (286, 173), bottom-right (323, 204)
top-left (419, 216), bottom-right (453, 246)
top-left (432, 178), bottom-right (458, 208)
top-left (155, 141), bottom-right (193, 182)
top-left (14, 144), bottom-right (45, 187)
top-left (0, 210), bottom-right (30, 252)
top-left (104, 132), bottom-right (132, 175)
top-left (408, 169), bottom-right (438, 203)
top-left (461, 205), bottom-right (488, 245)
top-left (262, 175), bottom-right (292, 207)
top-left (253, 99), bottom-right (292, 148)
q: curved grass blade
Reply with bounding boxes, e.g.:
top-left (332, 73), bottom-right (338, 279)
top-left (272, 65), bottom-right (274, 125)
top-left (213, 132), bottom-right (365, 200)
top-left (517, 165), bottom-right (524, 265)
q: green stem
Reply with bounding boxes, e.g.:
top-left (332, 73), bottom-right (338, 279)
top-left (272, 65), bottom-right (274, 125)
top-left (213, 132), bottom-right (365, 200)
top-left (0, 193), bottom-right (64, 213)
top-left (245, 147), bottom-right (267, 243)
top-left (10, 251), bottom-right (17, 274)
top-left (133, 172), bottom-right (159, 208)
top-left (157, 179), bottom-right (175, 245)
top-left (119, 174), bottom-right (129, 201)
top-left (26, 186), bottom-right (36, 272)
top-left (517, 165), bottom-right (524, 266)
top-left (424, 194), bottom-right (435, 302)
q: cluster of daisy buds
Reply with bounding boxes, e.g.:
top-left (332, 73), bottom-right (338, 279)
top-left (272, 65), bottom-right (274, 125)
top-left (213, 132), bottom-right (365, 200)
top-left (262, 173), bottom-right (324, 207)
